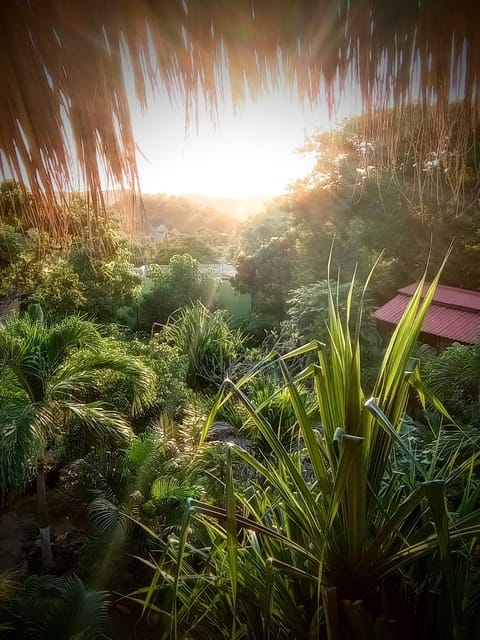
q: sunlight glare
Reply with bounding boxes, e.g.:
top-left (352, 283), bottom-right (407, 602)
top-left (131, 88), bottom-right (347, 198)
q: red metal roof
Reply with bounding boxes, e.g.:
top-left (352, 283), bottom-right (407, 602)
top-left (374, 284), bottom-right (480, 344)
top-left (398, 283), bottom-right (480, 312)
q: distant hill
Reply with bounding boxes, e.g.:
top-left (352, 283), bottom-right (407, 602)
top-left (179, 194), bottom-right (273, 219)
top-left (114, 193), bottom-right (238, 236)
top-left (83, 190), bottom-right (273, 219)
top-left (112, 191), bottom-right (274, 236)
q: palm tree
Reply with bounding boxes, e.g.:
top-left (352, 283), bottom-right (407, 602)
top-left (0, 306), bottom-right (152, 568)
top-left (0, 2), bottom-right (478, 227)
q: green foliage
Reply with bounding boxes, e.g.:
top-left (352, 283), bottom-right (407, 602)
top-left (285, 123), bottom-right (480, 302)
top-left (0, 570), bottom-right (18, 632)
top-left (16, 197), bottom-right (141, 322)
top-left (0, 311), bottom-right (153, 497)
top-left (284, 279), bottom-right (374, 341)
top-left (196, 393), bottom-right (247, 432)
top-left (230, 117), bottom-right (480, 333)
top-left (423, 342), bottom-right (480, 425)
top-left (136, 269), bottom-right (480, 639)
top-left (239, 205), bottom-right (292, 255)
top-left (283, 279), bottom-right (383, 381)
top-left (0, 193), bottom-right (143, 320)
top-left (233, 235), bottom-right (296, 320)
top-left (161, 302), bottom-right (246, 388)
top-left (0, 224), bottom-right (26, 271)
top-left (92, 333), bottom-right (188, 424)
top-left (72, 449), bottom-right (131, 507)
top-left (138, 253), bottom-right (218, 329)
top-left (0, 192), bottom-right (130, 313)
top-left (245, 375), bottom-right (314, 445)
top-left (66, 423), bottom-right (199, 583)
top-left (150, 234), bottom-right (220, 264)
top-left (0, 180), bottom-right (29, 221)
top-left (71, 246), bottom-right (141, 322)
top-left (0, 224), bottom-right (50, 299)
top-left (137, 339), bottom-right (188, 417)
top-left (240, 311), bottom-right (282, 343)
top-left (31, 258), bottom-right (88, 316)
top-left (11, 574), bottom-right (109, 640)
top-left (34, 245), bottom-right (141, 324)
top-left (130, 193), bottom-right (239, 237)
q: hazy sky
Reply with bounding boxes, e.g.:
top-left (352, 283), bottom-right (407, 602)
top-left (130, 85), bottom-right (359, 198)
top-left (2, 55), bottom-right (360, 199)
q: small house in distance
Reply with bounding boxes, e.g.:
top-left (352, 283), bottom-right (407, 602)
top-left (374, 283), bottom-right (480, 347)
top-left (150, 223), bottom-right (169, 240)
top-left (198, 263), bottom-right (237, 279)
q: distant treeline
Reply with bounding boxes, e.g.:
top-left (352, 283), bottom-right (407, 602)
top-left (118, 193), bottom-right (241, 235)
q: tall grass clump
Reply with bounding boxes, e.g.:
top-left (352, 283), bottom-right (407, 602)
top-left (134, 263), bottom-right (480, 640)
top-left (161, 302), bottom-right (245, 388)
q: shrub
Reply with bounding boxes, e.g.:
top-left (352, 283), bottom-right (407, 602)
top-left (161, 302), bottom-right (246, 389)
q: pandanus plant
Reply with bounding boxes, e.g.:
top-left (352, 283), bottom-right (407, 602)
top-left (134, 262), bottom-right (480, 639)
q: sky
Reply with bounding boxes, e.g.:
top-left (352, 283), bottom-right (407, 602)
top-left (2, 55), bottom-right (360, 201)
top-left (130, 85), bottom-right (358, 198)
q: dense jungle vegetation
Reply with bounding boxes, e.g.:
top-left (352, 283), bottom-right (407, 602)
top-left (1, 117), bottom-right (480, 639)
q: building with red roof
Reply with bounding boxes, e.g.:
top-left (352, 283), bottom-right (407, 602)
top-left (374, 283), bottom-right (480, 346)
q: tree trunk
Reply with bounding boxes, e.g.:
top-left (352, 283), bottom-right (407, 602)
top-left (36, 459), bottom-right (54, 568)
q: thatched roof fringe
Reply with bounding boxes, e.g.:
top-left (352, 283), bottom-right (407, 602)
top-left (0, 0), bottom-right (479, 228)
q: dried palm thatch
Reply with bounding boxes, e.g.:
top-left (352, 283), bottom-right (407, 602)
top-left (0, 0), bottom-right (479, 230)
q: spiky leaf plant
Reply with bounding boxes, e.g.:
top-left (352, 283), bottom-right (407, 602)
top-left (134, 262), bottom-right (480, 639)
top-left (161, 302), bottom-right (245, 388)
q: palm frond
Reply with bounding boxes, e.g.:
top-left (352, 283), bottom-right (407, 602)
top-left (70, 450), bottom-right (130, 505)
top-left (65, 401), bottom-right (132, 444)
top-left (37, 575), bottom-right (110, 640)
top-left (51, 349), bottom-right (155, 415)
top-left (89, 496), bottom-right (128, 540)
top-left (44, 316), bottom-right (100, 369)
top-left (0, 396), bottom-right (39, 495)
top-left (151, 476), bottom-right (195, 501)
top-left (0, 570), bottom-right (18, 608)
